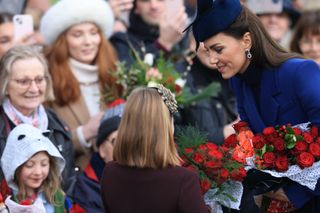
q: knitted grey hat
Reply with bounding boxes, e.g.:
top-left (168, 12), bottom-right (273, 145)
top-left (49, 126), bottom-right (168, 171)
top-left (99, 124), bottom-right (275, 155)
top-left (1, 124), bottom-right (65, 190)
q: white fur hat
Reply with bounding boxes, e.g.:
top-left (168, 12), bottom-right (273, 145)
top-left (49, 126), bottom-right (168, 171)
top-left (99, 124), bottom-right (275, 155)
top-left (1, 124), bottom-right (65, 191)
top-left (40, 0), bottom-right (115, 45)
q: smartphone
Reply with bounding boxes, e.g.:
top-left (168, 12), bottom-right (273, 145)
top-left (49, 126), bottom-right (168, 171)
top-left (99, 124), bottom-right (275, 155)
top-left (13, 14), bottom-right (34, 41)
top-left (165, 0), bottom-right (184, 20)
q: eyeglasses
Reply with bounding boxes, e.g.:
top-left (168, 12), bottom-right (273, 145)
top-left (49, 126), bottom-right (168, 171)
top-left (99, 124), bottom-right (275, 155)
top-left (11, 76), bottom-right (47, 88)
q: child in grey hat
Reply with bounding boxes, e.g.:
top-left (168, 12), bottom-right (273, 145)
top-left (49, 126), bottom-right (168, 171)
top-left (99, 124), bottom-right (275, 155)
top-left (0, 123), bottom-right (66, 212)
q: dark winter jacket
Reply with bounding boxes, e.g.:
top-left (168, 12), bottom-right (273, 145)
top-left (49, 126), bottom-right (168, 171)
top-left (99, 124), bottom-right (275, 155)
top-left (73, 152), bottom-right (105, 213)
top-left (178, 57), bottom-right (237, 144)
top-left (0, 106), bottom-right (76, 193)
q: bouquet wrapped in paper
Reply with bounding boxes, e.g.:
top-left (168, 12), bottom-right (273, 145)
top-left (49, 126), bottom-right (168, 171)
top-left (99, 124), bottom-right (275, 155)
top-left (176, 126), bottom-right (247, 212)
top-left (225, 121), bottom-right (320, 211)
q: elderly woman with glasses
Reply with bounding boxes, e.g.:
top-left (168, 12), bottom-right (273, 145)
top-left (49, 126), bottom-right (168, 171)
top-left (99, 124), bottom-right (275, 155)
top-left (0, 45), bottom-right (75, 195)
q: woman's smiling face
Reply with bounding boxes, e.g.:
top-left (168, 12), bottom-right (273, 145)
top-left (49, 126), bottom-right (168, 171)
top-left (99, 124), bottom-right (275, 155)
top-left (203, 32), bottom-right (252, 79)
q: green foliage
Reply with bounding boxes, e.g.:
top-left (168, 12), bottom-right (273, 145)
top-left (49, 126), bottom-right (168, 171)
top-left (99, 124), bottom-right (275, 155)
top-left (101, 46), bottom-right (220, 106)
top-left (176, 126), bottom-right (208, 150)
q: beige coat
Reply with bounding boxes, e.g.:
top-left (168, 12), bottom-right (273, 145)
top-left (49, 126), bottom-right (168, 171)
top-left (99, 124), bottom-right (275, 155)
top-left (51, 95), bottom-right (92, 169)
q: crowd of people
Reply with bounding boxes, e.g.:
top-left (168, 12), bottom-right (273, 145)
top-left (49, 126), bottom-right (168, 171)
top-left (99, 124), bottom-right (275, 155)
top-left (0, 0), bottom-right (320, 212)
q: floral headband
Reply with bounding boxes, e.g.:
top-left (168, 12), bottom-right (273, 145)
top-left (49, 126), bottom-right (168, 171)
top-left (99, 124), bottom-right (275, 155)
top-left (151, 84), bottom-right (178, 115)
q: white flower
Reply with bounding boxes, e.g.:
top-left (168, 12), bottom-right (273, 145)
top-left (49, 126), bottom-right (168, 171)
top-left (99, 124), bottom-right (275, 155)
top-left (143, 53), bottom-right (154, 66)
top-left (175, 78), bottom-right (186, 88)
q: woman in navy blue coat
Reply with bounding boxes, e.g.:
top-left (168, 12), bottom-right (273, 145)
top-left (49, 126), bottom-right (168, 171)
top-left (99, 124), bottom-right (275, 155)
top-left (189, 0), bottom-right (320, 212)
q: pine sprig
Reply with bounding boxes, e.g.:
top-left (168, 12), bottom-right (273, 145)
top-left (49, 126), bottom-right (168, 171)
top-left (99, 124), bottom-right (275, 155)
top-left (176, 126), bottom-right (208, 149)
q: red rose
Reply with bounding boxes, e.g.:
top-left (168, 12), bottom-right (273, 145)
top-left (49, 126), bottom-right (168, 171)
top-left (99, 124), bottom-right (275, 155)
top-left (223, 134), bottom-right (238, 148)
top-left (275, 155), bottom-right (288, 172)
top-left (220, 168), bottom-right (229, 179)
top-left (273, 138), bottom-right (285, 152)
top-left (204, 161), bottom-right (222, 169)
top-left (311, 126), bottom-right (319, 137)
top-left (263, 127), bottom-right (276, 136)
top-left (208, 149), bottom-right (223, 160)
top-left (233, 121), bottom-right (249, 132)
top-left (200, 178), bottom-right (212, 194)
top-left (309, 143), bottom-right (320, 158)
top-left (252, 134), bottom-right (265, 149)
top-left (303, 132), bottom-right (314, 144)
top-left (206, 143), bottom-right (219, 150)
top-left (297, 152), bottom-right (315, 168)
top-left (198, 144), bottom-right (208, 151)
top-left (293, 127), bottom-right (302, 135)
top-left (230, 167), bottom-right (247, 181)
top-left (193, 153), bottom-right (204, 163)
top-left (294, 140), bottom-right (308, 153)
top-left (217, 168), bottom-right (229, 184)
top-left (184, 147), bottom-right (193, 155)
top-left (262, 152), bottom-right (276, 168)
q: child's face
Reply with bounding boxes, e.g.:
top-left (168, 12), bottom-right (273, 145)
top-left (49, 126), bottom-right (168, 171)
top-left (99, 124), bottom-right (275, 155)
top-left (99, 130), bottom-right (118, 164)
top-left (20, 151), bottom-right (50, 195)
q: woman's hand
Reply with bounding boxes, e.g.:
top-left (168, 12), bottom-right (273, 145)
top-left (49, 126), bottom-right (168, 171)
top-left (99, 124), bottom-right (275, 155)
top-left (264, 188), bottom-right (290, 202)
top-left (109, 0), bottom-right (134, 19)
top-left (158, 7), bottom-right (188, 51)
top-left (82, 111), bottom-right (104, 141)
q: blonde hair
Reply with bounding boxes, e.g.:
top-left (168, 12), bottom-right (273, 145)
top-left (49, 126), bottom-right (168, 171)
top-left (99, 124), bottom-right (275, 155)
top-left (14, 152), bottom-right (64, 206)
top-left (113, 87), bottom-right (180, 169)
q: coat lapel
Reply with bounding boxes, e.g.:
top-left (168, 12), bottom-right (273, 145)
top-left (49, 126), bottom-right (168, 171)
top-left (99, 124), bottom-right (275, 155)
top-left (242, 83), bottom-right (266, 133)
top-left (260, 69), bottom-right (281, 127)
top-left (241, 68), bottom-right (281, 133)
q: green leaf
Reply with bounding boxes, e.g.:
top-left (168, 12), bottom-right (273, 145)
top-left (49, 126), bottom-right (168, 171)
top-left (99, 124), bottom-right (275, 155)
top-left (178, 82), bottom-right (221, 106)
top-left (286, 127), bottom-right (294, 134)
top-left (266, 145), bottom-right (274, 152)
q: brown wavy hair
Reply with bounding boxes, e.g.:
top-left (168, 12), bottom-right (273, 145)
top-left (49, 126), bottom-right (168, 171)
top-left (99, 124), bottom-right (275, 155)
top-left (44, 28), bottom-right (121, 106)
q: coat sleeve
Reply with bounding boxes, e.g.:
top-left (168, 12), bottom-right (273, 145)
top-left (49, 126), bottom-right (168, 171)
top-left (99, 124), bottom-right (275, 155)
top-left (283, 60), bottom-right (320, 208)
top-left (178, 171), bottom-right (210, 213)
top-left (293, 60), bottom-right (320, 126)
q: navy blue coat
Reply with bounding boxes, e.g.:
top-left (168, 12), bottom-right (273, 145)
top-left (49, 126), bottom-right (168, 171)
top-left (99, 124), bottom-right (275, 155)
top-left (230, 58), bottom-right (320, 209)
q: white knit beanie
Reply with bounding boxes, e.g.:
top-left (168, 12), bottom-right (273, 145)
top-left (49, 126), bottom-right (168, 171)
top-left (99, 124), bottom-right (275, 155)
top-left (1, 124), bottom-right (65, 191)
top-left (40, 0), bottom-right (115, 45)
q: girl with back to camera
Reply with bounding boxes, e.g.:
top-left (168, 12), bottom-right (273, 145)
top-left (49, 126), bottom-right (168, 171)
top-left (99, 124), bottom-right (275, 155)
top-left (100, 85), bottom-right (210, 213)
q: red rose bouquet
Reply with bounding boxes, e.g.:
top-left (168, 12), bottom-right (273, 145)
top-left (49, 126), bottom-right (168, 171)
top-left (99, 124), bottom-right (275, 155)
top-left (228, 121), bottom-right (320, 193)
top-left (176, 126), bottom-right (247, 211)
